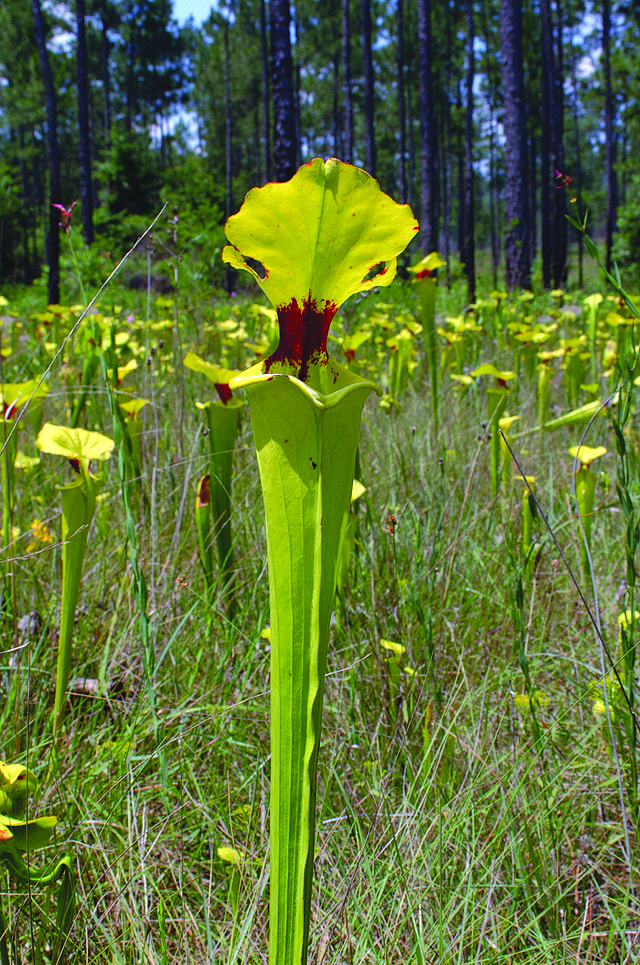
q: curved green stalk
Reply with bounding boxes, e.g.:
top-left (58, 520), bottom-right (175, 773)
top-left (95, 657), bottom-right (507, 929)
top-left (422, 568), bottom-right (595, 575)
top-left (575, 467), bottom-right (596, 577)
top-left (499, 414), bottom-right (519, 491)
top-left (234, 366), bottom-right (377, 961)
top-left (36, 424), bottom-right (113, 735)
top-left (55, 477), bottom-right (96, 732)
top-left (569, 444), bottom-right (607, 580)
top-left (487, 387), bottom-right (509, 497)
top-left (1, 419), bottom-right (18, 575)
top-left (185, 356), bottom-right (243, 607)
top-left (118, 397), bottom-right (150, 479)
top-left (537, 361), bottom-right (552, 427)
top-left (471, 365), bottom-right (515, 496)
top-left (195, 474), bottom-right (214, 592)
top-left (198, 398), bottom-right (242, 588)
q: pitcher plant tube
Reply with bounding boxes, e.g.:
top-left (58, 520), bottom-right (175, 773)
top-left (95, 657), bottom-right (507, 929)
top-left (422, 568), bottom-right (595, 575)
top-left (471, 363), bottom-right (516, 496)
top-left (222, 157), bottom-right (418, 965)
top-left (0, 761), bottom-right (75, 965)
top-left (184, 353), bottom-right (243, 607)
top-left (568, 443), bottom-right (607, 580)
top-left (409, 252), bottom-right (445, 437)
top-left (117, 395), bottom-right (149, 477)
top-left (36, 424), bottom-right (114, 736)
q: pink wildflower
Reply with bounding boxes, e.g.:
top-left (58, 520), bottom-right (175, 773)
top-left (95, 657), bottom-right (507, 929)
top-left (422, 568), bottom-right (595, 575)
top-left (52, 201), bottom-right (78, 233)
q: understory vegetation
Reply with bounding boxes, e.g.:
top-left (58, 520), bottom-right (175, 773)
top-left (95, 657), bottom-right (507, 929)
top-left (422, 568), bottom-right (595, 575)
top-left (1, 219), bottom-right (639, 963)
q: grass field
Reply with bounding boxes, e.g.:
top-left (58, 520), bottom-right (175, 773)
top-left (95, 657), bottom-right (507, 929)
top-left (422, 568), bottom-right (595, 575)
top-left (0, 233), bottom-right (639, 964)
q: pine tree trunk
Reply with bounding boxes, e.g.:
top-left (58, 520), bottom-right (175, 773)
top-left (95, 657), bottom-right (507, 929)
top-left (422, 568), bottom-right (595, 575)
top-left (551, 0), bottom-right (567, 287)
top-left (528, 132), bottom-right (537, 270)
top-left (260, 0), bottom-right (271, 182)
top-left (406, 48), bottom-right (415, 210)
top-left (396, 0), bottom-right (407, 202)
top-left (500, 0), bottom-right (531, 289)
top-left (101, 0), bottom-right (111, 149)
top-left (462, 0), bottom-right (476, 302)
top-left (224, 16), bottom-right (232, 221)
top-left (270, 0), bottom-right (297, 181)
top-left (224, 14), bottom-right (233, 294)
top-left (540, 0), bottom-right (551, 289)
top-left (31, 0), bottom-right (60, 304)
top-left (540, 0), bottom-right (566, 287)
top-left (361, 0), bottom-right (376, 177)
top-left (456, 83), bottom-right (464, 259)
top-left (76, 0), bottom-right (94, 247)
top-left (125, 6), bottom-right (136, 133)
top-left (332, 51), bottom-right (342, 158)
top-left (603, 0), bottom-right (617, 273)
top-left (342, 0), bottom-right (353, 163)
top-left (417, 0), bottom-right (438, 254)
top-left (489, 127), bottom-right (499, 289)
top-left (568, 34), bottom-right (584, 286)
top-left (442, 1), bottom-right (453, 282)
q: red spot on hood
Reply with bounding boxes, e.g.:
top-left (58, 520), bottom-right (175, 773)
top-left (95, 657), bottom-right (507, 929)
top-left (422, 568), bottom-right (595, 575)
top-left (266, 297), bottom-right (337, 381)
top-left (214, 382), bottom-right (233, 404)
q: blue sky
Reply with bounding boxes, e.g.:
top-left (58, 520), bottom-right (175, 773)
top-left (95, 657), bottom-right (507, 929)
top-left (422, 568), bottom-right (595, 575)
top-left (172, 0), bottom-right (215, 26)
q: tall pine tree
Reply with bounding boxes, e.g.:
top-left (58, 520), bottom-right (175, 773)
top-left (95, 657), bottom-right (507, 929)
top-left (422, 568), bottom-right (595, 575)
top-left (270, 0), bottom-right (297, 180)
top-left (500, 0), bottom-right (531, 289)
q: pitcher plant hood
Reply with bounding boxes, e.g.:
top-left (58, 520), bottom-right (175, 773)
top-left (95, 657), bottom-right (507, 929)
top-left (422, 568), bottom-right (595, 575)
top-left (222, 157), bottom-right (419, 389)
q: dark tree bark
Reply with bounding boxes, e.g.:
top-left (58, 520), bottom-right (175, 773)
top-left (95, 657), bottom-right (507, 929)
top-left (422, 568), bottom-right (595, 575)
top-left (260, 0), bottom-right (271, 182)
top-left (270, 0), bottom-right (297, 181)
top-left (224, 14), bottom-right (233, 293)
top-left (568, 32), bottom-right (584, 286)
top-left (342, 0), bottom-right (353, 163)
top-left (552, 0), bottom-right (567, 286)
top-left (332, 51), bottom-right (342, 158)
top-left (528, 132), bottom-right (537, 271)
top-left (124, 2), bottom-right (136, 132)
top-left (396, 0), bottom-right (407, 202)
top-left (224, 16), bottom-right (232, 221)
top-left (101, 0), bottom-right (112, 147)
top-left (417, 0), bottom-right (438, 254)
top-left (406, 43), bottom-right (415, 210)
top-left (291, 10), bottom-right (302, 169)
top-left (500, 0), bottom-right (531, 289)
top-left (603, 0), bottom-right (617, 273)
top-left (254, 104), bottom-right (262, 183)
top-left (540, 1), bottom-right (551, 288)
top-left (479, 0), bottom-right (500, 286)
top-left (489, 125), bottom-right (499, 289)
top-left (540, 0), bottom-right (566, 288)
top-left (456, 82), bottom-right (464, 259)
top-left (31, 0), bottom-right (60, 304)
top-left (361, 0), bottom-right (376, 176)
top-left (76, 0), bottom-right (94, 246)
top-left (462, 0), bottom-right (476, 302)
top-left (442, 0), bottom-right (453, 280)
